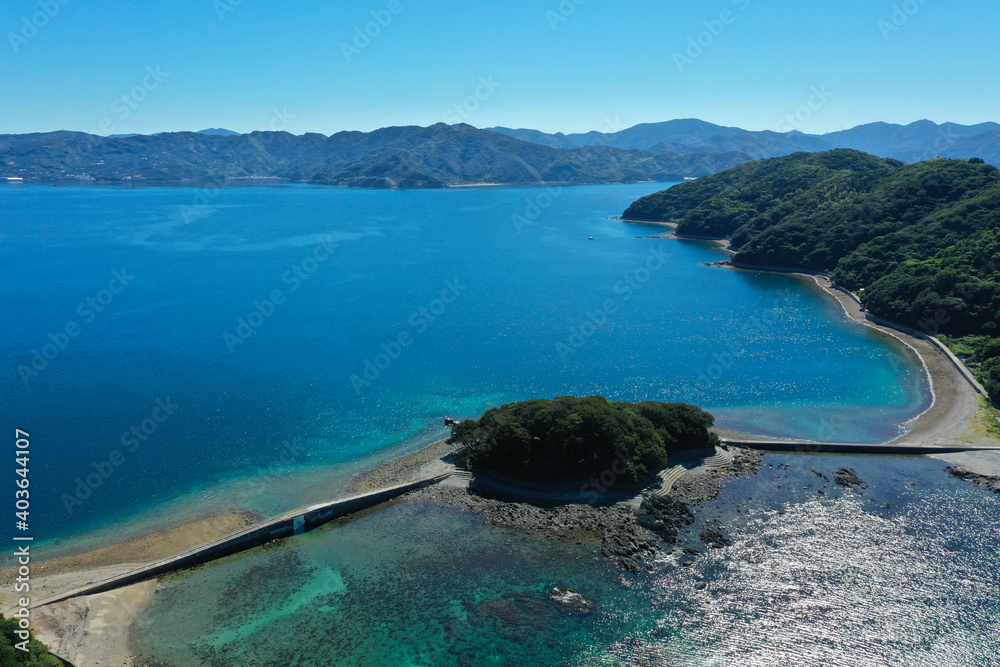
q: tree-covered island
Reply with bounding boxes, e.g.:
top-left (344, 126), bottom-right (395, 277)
top-left (447, 395), bottom-right (718, 485)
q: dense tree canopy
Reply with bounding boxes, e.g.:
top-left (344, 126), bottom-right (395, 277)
top-left (448, 396), bottom-right (718, 485)
top-left (0, 615), bottom-right (63, 667)
top-left (623, 150), bottom-right (1000, 403)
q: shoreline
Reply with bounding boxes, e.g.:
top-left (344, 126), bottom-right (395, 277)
top-left (705, 260), bottom-right (1000, 482)
top-left (723, 264), bottom-right (999, 451)
top-left (1, 511), bottom-right (258, 666)
top-left (23, 407), bottom-right (998, 665)
top-left (21, 251), bottom-right (1000, 663)
top-left (621, 216), bottom-right (1000, 454)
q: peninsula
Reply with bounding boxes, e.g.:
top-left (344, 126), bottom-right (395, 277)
top-left (624, 149), bottom-right (1000, 406)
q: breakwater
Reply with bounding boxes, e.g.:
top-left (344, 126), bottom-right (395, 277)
top-left (33, 472), bottom-right (450, 608)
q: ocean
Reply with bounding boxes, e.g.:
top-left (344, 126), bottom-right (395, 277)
top-left (1, 182), bottom-right (930, 545)
top-left (8, 181), bottom-right (991, 666)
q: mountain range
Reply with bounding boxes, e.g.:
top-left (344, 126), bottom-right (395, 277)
top-left (0, 124), bottom-right (748, 187)
top-left (1, 119), bottom-right (998, 187)
top-left (489, 119), bottom-right (1000, 165)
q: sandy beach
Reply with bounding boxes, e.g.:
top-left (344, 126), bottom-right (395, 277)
top-left (653, 230), bottom-right (999, 455)
top-left (710, 266), bottom-right (1000, 459)
top-left (2, 511), bottom-right (257, 667)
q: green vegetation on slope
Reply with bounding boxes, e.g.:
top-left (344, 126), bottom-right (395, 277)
top-left (0, 124), bottom-right (751, 187)
top-left (0, 615), bottom-right (63, 667)
top-left (448, 396), bottom-right (718, 485)
top-left (623, 150), bottom-right (1000, 402)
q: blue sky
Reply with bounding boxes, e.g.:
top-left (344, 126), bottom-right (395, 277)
top-left (2, 0), bottom-right (997, 136)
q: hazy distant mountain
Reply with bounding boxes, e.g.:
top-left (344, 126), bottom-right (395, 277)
top-left (938, 129), bottom-right (1000, 168)
top-left (649, 130), bottom-right (832, 159)
top-left (490, 119), bottom-right (746, 150)
top-left (8, 119), bottom-right (994, 186)
top-left (822, 120), bottom-right (1000, 162)
top-left (490, 119), bottom-right (1000, 166)
top-left (197, 128), bottom-right (241, 136)
top-left (0, 124), bottom-right (751, 186)
top-left (0, 130), bottom-right (94, 150)
top-left (109, 128), bottom-right (239, 138)
top-left (491, 121), bottom-right (834, 160)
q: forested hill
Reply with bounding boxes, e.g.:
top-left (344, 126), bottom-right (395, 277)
top-left (0, 124), bottom-right (750, 187)
top-left (623, 149), bottom-right (1000, 402)
top-left (449, 396), bottom-right (718, 485)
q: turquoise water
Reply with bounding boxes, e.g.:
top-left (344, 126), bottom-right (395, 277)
top-left (129, 454), bottom-right (1000, 666)
top-left (0, 182), bottom-right (930, 546)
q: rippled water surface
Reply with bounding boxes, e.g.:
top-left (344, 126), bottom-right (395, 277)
top-left (1, 183), bottom-right (931, 546)
top-left (131, 455), bottom-right (1000, 666)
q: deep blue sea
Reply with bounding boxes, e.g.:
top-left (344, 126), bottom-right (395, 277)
top-left (1, 182), bottom-right (930, 545)
top-left (4, 182), bottom-right (997, 666)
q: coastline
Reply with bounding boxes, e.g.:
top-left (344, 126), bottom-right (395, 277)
top-left (617, 218), bottom-right (733, 251)
top-left (18, 248), bottom-right (1000, 664)
top-left (703, 260), bottom-right (1000, 482)
top-left (734, 267), bottom-right (997, 450)
top-left (646, 223), bottom-right (999, 454)
top-left (21, 387), bottom-right (997, 666)
top-left (2, 511), bottom-right (258, 666)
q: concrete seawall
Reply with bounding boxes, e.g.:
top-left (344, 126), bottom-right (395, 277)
top-left (722, 441), bottom-right (983, 455)
top-left (33, 472), bottom-right (450, 608)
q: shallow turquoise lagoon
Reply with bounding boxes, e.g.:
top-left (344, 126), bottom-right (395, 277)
top-left (130, 454), bottom-right (1000, 666)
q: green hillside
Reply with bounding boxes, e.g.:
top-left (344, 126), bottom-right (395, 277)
top-left (0, 124), bottom-right (750, 187)
top-left (623, 150), bottom-right (1000, 401)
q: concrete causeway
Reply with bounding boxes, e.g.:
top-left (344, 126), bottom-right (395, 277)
top-left (31, 439), bottom-right (998, 609)
top-left (32, 472), bottom-right (451, 608)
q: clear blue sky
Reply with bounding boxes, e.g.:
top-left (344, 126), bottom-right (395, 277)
top-left (2, 0), bottom-right (997, 136)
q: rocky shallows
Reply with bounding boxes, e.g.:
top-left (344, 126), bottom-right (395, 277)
top-left (947, 465), bottom-right (1000, 493)
top-left (412, 446), bottom-right (762, 573)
